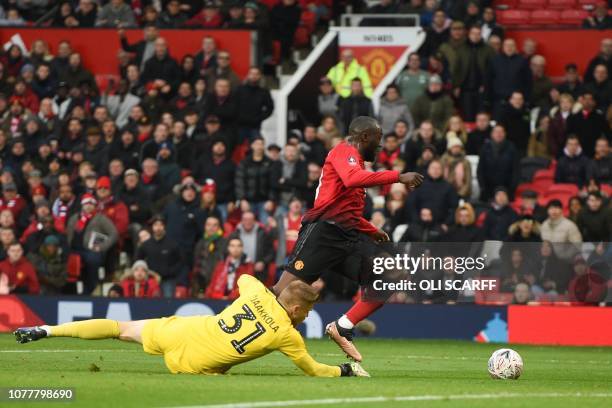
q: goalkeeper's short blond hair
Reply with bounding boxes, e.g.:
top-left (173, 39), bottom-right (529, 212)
top-left (278, 280), bottom-right (319, 309)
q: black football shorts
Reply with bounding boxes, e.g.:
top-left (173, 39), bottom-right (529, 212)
top-left (284, 221), bottom-right (379, 285)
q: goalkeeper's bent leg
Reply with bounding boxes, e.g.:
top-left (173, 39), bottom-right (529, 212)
top-left (44, 319), bottom-right (120, 340)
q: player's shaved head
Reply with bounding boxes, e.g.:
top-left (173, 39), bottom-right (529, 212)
top-left (348, 116), bottom-right (380, 138)
top-left (347, 116), bottom-right (383, 162)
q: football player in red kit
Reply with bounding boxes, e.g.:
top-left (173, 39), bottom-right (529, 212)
top-left (273, 116), bottom-right (424, 362)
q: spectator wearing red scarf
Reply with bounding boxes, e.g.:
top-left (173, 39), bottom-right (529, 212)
top-left (120, 260), bottom-right (161, 298)
top-left (205, 237), bottom-right (254, 299)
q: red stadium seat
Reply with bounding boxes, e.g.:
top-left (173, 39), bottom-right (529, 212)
top-left (515, 182), bottom-right (539, 198)
top-left (601, 184), bottom-right (612, 196)
top-left (494, 0), bottom-right (519, 9)
top-left (560, 9), bottom-right (589, 25)
top-left (259, 0), bottom-right (279, 9)
top-left (532, 179), bottom-right (554, 194)
top-left (497, 9), bottom-right (531, 25)
top-left (530, 10), bottom-right (560, 25)
top-left (577, 0), bottom-right (598, 9)
top-left (547, 0), bottom-right (577, 8)
top-left (518, 0), bottom-right (547, 9)
top-left (545, 183), bottom-right (580, 197)
top-left (533, 168), bottom-right (555, 182)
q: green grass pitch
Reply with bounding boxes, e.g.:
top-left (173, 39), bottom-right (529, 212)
top-left (1, 334), bottom-right (611, 408)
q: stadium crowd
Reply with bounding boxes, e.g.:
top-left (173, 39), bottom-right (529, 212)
top-left (0, 0), bottom-right (610, 305)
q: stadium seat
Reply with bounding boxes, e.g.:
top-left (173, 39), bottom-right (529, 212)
top-left (497, 10), bottom-right (530, 25)
top-left (532, 168), bottom-right (555, 182)
top-left (560, 9), bottom-right (589, 25)
top-left (532, 179), bottom-right (554, 194)
top-left (545, 183), bottom-right (579, 197)
top-left (518, 0), bottom-right (547, 9)
top-left (600, 184), bottom-right (612, 196)
top-left (530, 10), bottom-right (560, 25)
top-left (515, 182), bottom-right (539, 198)
top-left (494, 0), bottom-right (518, 9)
top-left (259, 0), bottom-right (279, 9)
top-left (547, 0), bottom-right (577, 9)
top-left (577, 0), bottom-right (598, 9)
top-left (519, 157), bottom-right (551, 182)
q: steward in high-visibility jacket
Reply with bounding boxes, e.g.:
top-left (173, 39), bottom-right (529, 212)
top-left (326, 59), bottom-right (373, 98)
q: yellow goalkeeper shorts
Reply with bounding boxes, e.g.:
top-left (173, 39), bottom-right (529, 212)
top-left (141, 316), bottom-right (214, 374)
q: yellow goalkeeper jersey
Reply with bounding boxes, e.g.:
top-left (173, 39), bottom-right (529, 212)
top-left (142, 274), bottom-right (341, 377)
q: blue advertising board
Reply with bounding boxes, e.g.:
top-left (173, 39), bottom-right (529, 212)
top-left (3, 296), bottom-right (508, 343)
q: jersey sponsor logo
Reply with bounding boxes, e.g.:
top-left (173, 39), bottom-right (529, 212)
top-left (294, 260), bottom-right (304, 270)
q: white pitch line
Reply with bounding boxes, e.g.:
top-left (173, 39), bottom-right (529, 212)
top-left (316, 353), bottom-right (612, 365)
top-left (168, 392), bottom-right (612, 408)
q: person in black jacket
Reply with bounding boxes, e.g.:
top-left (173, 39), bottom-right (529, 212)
top-left (442, 203), bottom-right (485, 242)
top-left (141, 38), bottom-right (180, 95)
top-left (118, 25), bottom-right (158, 71)
top-left (483, 188), bottom-right (518, 241)
top-left (465, 111), bottom-right (491, 155)
top-left (204, 78), bottom-right (239, 151)
top-left (418, 10), bottom-right (450, 59)
top-left (74, 0), bottom-right (98, 27)
top-left (486, 38), bottom-right (532, 118)
top-left (588, 137), bottom-right (612, 184)
top-left (576, 191), bottom-right (612, 242)
top-left (270, 0), bottom-right (301, 64)
top-left (300, 124), bottom-right (327, 166)
top-left (193, 139), bottom-right (236, 221)
top-left (109, 128), bottom-right (140, 170)
top-left (162, 181), bottom-right (207, 278)
top-left (400, 207), bottom-right (444, 243)
top-left (194, 36), bottom-right (218, 77)
top-left (585, 39), bottom-right (612, 84)
top-left (555, 135), bottom-right (591, 188)
top-left (235, 136), bottom-right (275, 223)
top-left (477, 125), bottom-right (519, 202)
top-left (583, 64), bottom-right (612, 111)
top-left (498, 91), bottom-right (531, 156)
top-left (117, 168), bottom-right (152, 245)
top-left (236, 67), bottom-right (274, 142)
top-left (402, 159), bottom-right (459, 227)
top-left (135, 215), bottom-right (183, 298)
top-left (270, 143), bottom-right (308, 213)
top-left (338, 78), bottom-right (374, 134)
top-left (566, 92), bottom-right (610, 158)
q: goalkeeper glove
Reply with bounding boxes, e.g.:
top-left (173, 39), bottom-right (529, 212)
top-left (339, 362), bottom-right (370, 377)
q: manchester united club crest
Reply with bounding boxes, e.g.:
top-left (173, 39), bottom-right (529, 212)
top-left (294, 260), bottom-right (304, 270)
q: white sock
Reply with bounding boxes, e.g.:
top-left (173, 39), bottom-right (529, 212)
top-left (337, 315), bottom-right (354, 330)
top-left (40, 325), bottom-right (52, 336)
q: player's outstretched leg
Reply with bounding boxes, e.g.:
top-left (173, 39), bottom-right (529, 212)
top-left (14, 319), bottom-right (148, 344)
top-left (326, 300), bottom-right (384, 362)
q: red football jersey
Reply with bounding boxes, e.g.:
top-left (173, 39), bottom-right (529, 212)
top-left (303, 141), bottom-right (399, 234)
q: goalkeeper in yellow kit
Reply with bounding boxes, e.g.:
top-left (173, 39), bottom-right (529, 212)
top-left (14, 275), bottom-right (369, 377)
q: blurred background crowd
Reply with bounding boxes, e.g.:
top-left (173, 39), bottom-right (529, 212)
top-left (0, 0), bottom-right (610, 306)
